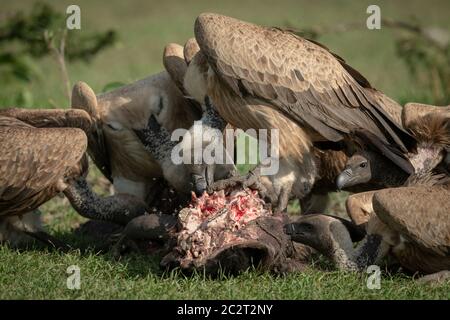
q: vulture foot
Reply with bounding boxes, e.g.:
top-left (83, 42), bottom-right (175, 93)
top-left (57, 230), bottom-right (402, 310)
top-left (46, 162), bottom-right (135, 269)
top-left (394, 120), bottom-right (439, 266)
top-left (416, 270), bottom-right (450, 285)
top-left (207, 166), bottom-right (275, 205)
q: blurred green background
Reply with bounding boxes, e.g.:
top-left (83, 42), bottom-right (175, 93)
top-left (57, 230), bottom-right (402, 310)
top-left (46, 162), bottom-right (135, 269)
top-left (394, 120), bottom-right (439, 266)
top-left (1, 0), bottom-right (449, 107)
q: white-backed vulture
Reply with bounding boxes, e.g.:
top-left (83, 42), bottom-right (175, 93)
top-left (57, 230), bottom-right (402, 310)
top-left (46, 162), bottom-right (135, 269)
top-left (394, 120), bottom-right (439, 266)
top-left (0, 109), bottom-right (156, 247)
top-left (190, 13), bottom-right (412, 149)
top-left (134, 97), bottom-right (238, 197)
top-left (336, 103), bottom-right (449, 225)
top-left (286, 105), bottom-right (450, 282)
top-left (0, 112), bottom-right (88, 248)
top-left (182, 15), bottom-right (410, 211)
top-left (71, 66), bottom-right (201, 204)
top-left (285, 181), bottom-right (450, 283)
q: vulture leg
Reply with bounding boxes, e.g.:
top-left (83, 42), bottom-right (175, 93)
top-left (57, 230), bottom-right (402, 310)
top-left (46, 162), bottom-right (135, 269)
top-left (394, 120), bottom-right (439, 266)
top-left (111, 214), bottom-right (177, 259)
top-left (63, 177), bottom-right (149, 225)
top-left (416, 270), bottom-right (450, 285)
top-left (276, 182), bottom-right (292, 213)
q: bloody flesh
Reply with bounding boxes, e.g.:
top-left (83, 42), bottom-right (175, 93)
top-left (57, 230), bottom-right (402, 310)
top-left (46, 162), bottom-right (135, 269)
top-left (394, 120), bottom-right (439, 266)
top-left (175, 188), bottom-right (273, 268)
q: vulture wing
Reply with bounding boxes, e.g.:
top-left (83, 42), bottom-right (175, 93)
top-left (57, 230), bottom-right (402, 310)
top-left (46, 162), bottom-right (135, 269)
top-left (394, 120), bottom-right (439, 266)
top-left (163, 42), bottom-right (203, 116)
top-left (163, 43), bottom-right (188, 93)
top-left (184, 38), bottom-right (200, 65)
top-left (0, 108), bottom-right (93, 133)
top-left (373, 186), bottom-right (450, 257)
top-left (71, 81), bottom-right (112, 182)
top-left (0, 117), bottom-right (87, 214)
top-left (402, 103), bottom-right (450, 130)
top-left (195, 13), bottom-right (412, 152)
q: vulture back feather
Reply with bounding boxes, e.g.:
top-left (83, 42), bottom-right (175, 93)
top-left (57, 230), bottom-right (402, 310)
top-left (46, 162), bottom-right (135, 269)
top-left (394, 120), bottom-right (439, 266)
top-left (373, 186), bottom-right (450, 257)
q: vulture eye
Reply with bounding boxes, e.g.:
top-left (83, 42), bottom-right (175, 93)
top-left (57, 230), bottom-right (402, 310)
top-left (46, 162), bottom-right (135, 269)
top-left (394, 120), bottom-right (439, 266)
top-left (359, 162), bottom-right (367, 168)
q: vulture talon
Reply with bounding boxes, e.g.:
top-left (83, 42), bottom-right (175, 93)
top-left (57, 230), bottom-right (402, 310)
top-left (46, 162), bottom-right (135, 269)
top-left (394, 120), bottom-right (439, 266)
top-left (207, 166), bottom-right (265, 194)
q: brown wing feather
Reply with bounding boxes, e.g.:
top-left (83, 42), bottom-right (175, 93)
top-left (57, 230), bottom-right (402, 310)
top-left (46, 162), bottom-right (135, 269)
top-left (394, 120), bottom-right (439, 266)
top-left (163, 43), bottom-right (188, 93)
top-left (373, 186), bottom-right (450, 257)
top-left (403, 103), bottom-right (450, 129)
top-left (71, 82), bottom-right (112, 181)
top-left (195, 13), bottom-right (412, 151)
top-left (0, 108), bottom-right (93, 133)
top-left (0, 117), bottom-right (87, 215)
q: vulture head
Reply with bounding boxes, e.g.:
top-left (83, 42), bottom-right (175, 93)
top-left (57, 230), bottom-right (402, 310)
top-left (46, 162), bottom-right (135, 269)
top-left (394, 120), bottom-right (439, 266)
top-left (285, 214), bottom-right (365, 266)
top-left (337, 125), bottom-right (417, 191)
top-left (337, 103), bottom-right (450, 190)
top-left (336, 152), bottom-right (372, 189)
top-left (337, 148), bottom-right (410, 190)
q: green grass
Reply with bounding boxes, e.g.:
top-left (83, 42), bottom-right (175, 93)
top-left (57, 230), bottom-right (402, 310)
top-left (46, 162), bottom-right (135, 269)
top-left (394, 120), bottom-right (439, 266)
top-left (1, 244), bottom-right (449, 299)
top-left (1, 0), bottom-right (449, 299)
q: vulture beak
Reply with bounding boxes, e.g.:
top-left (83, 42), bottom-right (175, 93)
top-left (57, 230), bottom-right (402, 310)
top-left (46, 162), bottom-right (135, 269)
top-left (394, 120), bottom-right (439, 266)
top-left (191, 164), bottom-right (215, 196)
top-left (336, 168), bottom-right (352, 190)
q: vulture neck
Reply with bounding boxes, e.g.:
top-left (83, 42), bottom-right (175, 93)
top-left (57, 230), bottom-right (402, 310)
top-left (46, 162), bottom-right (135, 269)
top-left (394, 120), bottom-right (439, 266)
top-left (329, 231), bottom-right (386, 271)
top-left (63, 177), bottom-right (147, 225)
top-left (201, 102), bottom-right (227, 131)
top-left (144, 129), bottom-right (177, 165)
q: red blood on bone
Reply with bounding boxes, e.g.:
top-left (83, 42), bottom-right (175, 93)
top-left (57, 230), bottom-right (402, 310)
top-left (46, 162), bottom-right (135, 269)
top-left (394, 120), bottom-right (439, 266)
top-left (177, 187), bottom-right (272, 265)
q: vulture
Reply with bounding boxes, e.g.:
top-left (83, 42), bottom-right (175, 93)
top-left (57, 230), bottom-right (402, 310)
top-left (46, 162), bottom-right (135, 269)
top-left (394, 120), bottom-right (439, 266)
top-left (336, 103), bottom-right (449, 225)
top-left (182, 13), bottom-right (412, 211)
top-left (285, 182), bottom-right (450, 283)
top-left (0, 109), bottom-right (149, 248)
top-left (134, 102), bottom-right (236, 197)
top-left (285, 104), bottom-right (450, 282)
top-left (71, 64), bottom-right (201, 205)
